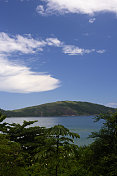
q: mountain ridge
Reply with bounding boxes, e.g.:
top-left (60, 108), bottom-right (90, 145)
top-left (1, 101), bottom-right (115, 117)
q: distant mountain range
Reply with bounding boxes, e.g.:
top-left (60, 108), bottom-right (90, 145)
top-left (1, 101), bottom-right (115, 117)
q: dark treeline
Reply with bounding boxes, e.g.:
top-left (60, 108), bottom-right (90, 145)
top-left (0, 112), bottom-right (117, 176)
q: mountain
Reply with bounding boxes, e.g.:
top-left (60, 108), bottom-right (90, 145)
top-left (0, 108), bottom-right (6, 115)
top-left (2, 101), bottom-right (115, 117)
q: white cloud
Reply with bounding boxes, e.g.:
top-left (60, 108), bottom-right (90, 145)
top-left (63, 45), bottom-right (96, 55)
top-left (0, 32), bottom-right (46, 54)
top-left (106, 103), bottom-right (117, 108)
top-left (0, 56), bottom-right (60, 93)
top-left (37, 0), bottom-right (117, 15)
top-left (36, 5), bottom-right (46, 16)
top-left (46, 38), bottom-right (62, 47)
top-left (0, 32), bottom-right (106, 93)
top-left (0, 32), bottom-right (63, 55)
top-left (0, 32), bottom-right (61, 93)
top-left (96, 50), bottom-right (106, 54)
top-left (89, 18), bottom-right (96, 23)
top-left (0, 32), bottom-right (105, 57)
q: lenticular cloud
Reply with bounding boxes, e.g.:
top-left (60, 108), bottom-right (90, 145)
top-left (37, 0), bottom-right (117, 15)
top-left (0, 56), bottom-right (60, 93)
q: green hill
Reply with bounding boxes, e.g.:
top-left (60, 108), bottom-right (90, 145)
top-left (2, 101), bottom-right (115, 117)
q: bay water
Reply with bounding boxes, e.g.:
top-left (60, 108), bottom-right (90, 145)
top-left (4, 116), bottom-right (104, 146)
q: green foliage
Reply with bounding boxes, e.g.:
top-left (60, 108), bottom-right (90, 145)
top-left (80, 112), bottom-right (117, 176)
top-left (0, 113), bottom-right (28, 176)
top-left (0, 134), bottom-right (28, 176)
top-left (0, 112), bottom-right (7, 132)
top-left (3, 101), bottom-right (115, 117)
top-left (29, 125), bottom-right (80, 176)
top-left (0, 113), bottom-right (81, 176)
top-left (0, 111), bottom-right (117, 176)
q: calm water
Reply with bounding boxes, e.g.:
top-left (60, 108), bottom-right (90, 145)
top-left (4, 116), bottom-right (104, 146)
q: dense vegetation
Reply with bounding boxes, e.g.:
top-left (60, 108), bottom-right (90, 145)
top-left (0, 111), bottom-right (117, 176)
top-left (3, 101), bottom-right (115, 117)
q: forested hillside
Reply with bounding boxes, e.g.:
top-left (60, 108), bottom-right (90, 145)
top-left (2, 101), bottom-right (115, 117)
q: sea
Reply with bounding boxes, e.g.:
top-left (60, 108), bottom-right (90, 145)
top-left (4, 116), bottom-right (104, 146)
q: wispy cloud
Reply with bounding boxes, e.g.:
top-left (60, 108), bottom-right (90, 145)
top-left (46, 38), bottom-right (62, 47)
top-left (0, 33), bottom-right (64, 55)
top-left (62, 45), bottom-right (105, 56)
top-left (36, 0), bottom-right (117, 15)
top-left (96, 50), bottom-right (106, 54)
top-left (0, 32), bottom-right (45, 54)
top-left (36, 5), bottom-right (47, 16)
top-left (0, 32), bottom-right (105, 56)
top-left (0, 32), bottom-right (106, 93)
top-left (63, 45), bottom-right (95, 55)
top-left (89, 18), bottom-right (96, 23)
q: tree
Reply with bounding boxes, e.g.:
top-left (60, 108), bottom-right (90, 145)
top-left (0, 112), bottom-right (7, 132)
top-left (34, 125), bottom-right (80, 176)
top-left (0, 113), bottom-right (46, 175)
top-left (0, 113), bottom-right (28, 176)
top-left (86, 112), bottom-right (117, 176)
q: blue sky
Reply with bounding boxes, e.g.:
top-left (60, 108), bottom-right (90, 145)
top-left (0, 0), bottom-right (117, 110)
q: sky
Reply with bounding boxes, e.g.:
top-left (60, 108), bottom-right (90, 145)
top-left (0, 0), bottom-right (117, 110)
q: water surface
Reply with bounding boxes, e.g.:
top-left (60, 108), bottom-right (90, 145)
top-left (5, 116), bottom-right (103, 146)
